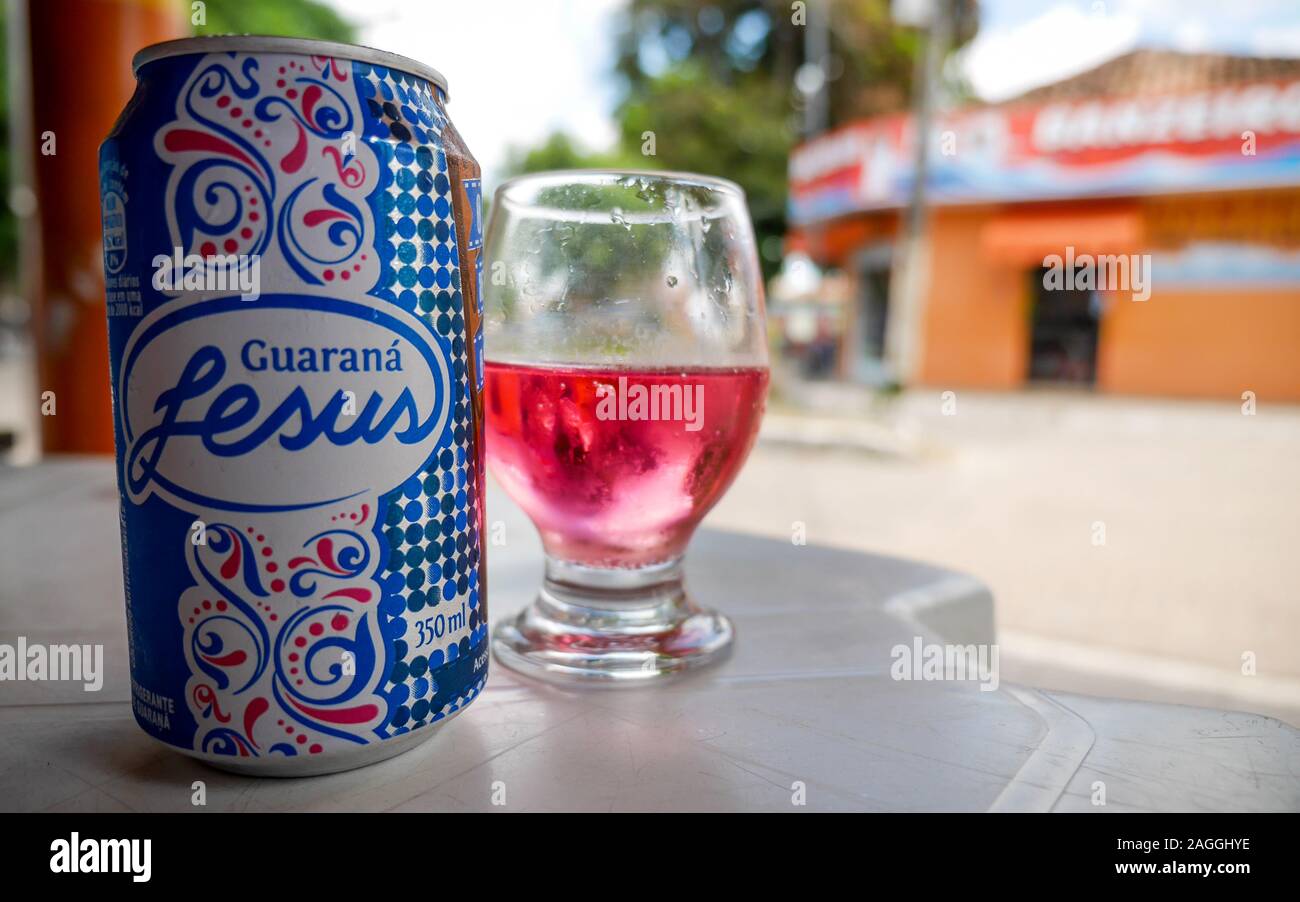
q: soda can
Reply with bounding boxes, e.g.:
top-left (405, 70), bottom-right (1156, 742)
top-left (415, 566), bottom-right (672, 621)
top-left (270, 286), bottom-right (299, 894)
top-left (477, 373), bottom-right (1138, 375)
top-left (99, 36), bottom-right (488, 776)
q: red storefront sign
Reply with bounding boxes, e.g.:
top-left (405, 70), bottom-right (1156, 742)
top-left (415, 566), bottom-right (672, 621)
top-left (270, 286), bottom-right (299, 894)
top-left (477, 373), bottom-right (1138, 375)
top-left (790, 79), bottom-right (1300, 224)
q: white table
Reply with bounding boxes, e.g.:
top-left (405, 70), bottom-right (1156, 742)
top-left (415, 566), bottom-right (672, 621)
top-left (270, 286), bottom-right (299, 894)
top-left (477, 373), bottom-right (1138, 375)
top-left (0, 460), bottom-right (1296, 812)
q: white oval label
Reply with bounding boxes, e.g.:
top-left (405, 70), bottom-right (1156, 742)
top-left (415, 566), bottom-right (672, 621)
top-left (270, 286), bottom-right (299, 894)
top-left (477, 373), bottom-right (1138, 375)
top-left (120, 294), bottom-right (450, 512)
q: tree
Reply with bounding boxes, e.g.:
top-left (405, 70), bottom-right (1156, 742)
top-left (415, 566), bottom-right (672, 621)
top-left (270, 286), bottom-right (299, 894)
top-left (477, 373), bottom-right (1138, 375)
top-left (505, 0), bottom-right (973, 278)
top-left (195, 0), bottom-right (355, 43)
top-left (501, 131), bottom-right (639, 175)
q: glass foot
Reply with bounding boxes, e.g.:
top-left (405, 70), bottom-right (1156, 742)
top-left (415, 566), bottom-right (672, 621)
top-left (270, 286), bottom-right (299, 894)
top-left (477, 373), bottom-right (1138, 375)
top-left (491, 556), bottom-right (734, 686)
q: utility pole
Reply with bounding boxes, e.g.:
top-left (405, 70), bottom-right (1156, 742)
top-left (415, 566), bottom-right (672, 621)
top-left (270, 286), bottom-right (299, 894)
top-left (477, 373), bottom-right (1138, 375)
top-left (887, 0), bottom-right (952, 386)
top-left (801, 0), bottom-right (831, 138)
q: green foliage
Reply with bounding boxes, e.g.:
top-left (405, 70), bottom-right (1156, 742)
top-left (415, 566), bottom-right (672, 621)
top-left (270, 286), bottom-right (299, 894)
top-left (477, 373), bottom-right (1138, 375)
top-left (617, 61), bottom-right (793, 270)
top-left (488, 174), bottom-right (682, 323)
top-left (502, 0), bottom-right (971, 279)
top-left (502, 132), bottom-right (640, 174)
top-left (194, 0), bottom-right (356, 43)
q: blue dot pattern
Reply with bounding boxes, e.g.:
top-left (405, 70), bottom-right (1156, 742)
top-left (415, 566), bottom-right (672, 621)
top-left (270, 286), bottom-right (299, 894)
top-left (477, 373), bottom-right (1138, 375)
top-left (354, 61), bottom-right (487, 737)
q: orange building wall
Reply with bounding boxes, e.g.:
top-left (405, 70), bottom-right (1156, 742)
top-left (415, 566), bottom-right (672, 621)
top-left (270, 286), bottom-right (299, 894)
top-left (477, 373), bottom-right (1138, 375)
top-left (799, 194), bottom-right (1300, 400)
top-left (916, 197), bottom-right (1300, 401)
top-left (1099, 288), bottom-right (1300, 401)
top-left (916, 207), bottom-right (1027, 389)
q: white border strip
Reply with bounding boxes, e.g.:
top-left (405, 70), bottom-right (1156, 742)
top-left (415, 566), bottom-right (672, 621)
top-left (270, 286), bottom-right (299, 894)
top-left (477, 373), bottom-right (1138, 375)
top-left (988, 687), bottom-right (1095, 812)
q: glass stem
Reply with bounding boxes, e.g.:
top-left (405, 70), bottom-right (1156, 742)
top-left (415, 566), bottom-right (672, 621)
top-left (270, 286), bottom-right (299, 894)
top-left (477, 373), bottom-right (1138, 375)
top-left (536, 556), bottom-right (691, 637)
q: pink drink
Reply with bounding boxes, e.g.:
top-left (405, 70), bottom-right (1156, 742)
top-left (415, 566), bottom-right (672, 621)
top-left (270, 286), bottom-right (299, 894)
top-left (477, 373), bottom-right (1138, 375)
top-left (486, 362), bottom-right (769, 568)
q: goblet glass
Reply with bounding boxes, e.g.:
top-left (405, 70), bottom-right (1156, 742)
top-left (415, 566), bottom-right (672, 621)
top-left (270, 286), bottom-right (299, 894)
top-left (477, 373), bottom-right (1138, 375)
top-left (482, 170), bottom-right (768, 684)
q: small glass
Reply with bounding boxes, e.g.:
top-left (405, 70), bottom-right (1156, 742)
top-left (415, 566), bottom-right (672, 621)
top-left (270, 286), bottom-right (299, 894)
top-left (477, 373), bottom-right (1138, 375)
top-left (482, 170), bottom-right (769, 684)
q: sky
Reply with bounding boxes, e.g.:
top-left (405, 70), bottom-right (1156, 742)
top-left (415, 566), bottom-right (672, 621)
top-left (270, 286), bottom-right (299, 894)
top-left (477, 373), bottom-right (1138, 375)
top-left (961, 0), bottom-right (1300, 101)
top-left (326, 0), bottom-right (624, 184)
top-left (325, 0), bottom-right (1300, 184)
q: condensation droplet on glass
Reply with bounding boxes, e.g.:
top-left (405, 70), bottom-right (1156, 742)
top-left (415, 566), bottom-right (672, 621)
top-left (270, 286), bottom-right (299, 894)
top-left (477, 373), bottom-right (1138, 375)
top-left (666, 275), bottom-right (678, 287)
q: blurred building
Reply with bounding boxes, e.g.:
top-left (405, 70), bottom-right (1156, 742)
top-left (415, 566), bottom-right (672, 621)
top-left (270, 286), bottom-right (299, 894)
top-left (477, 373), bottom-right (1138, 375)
top-left (786, 50), bottom-right (1300, 400)
top-left (767, 253), bottom-right (852, 382)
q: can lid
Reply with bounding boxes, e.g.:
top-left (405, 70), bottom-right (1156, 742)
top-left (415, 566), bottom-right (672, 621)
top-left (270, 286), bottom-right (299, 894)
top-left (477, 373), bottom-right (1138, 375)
top-left (133, 35), bottom-right (449, 99)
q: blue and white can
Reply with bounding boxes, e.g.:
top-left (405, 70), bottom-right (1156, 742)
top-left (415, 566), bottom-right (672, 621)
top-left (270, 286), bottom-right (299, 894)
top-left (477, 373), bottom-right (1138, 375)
top-left (99, 36), bottom-right (488, 775)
